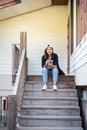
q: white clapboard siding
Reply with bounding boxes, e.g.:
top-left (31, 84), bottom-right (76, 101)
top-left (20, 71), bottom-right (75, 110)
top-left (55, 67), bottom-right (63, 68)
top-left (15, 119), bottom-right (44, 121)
top-left (0, 6), bottom-right (68, 77)
top-left (0, 43), bottom-right (12, 74)
top-left (70, 33), bottom-right (87, 85)
top-left (27, 6), bottom-right (68, 75)
top-left (27, 39), bottom-right (67, 75)
top-left (0, 75), bottom-right (12, 96)
top-left (70, 33), bottom-right (87, 72)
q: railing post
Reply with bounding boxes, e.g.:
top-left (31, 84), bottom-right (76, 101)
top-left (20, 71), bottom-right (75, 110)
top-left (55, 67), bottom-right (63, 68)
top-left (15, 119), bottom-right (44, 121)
top-left (19, 32), bottom-right (27, 59)
top-left (0, 97), bottom-right (2, 121)
top-left (7, 95), bottom-right (17, 130)
top-left (81, 98), bottom-right (87, 130)
top-left (12, 44), bottom-right (20, 82)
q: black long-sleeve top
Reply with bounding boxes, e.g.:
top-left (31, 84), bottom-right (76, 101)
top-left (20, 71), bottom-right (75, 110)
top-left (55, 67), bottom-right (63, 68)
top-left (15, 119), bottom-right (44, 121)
top-left (41, 53), bottom-right (59, 68)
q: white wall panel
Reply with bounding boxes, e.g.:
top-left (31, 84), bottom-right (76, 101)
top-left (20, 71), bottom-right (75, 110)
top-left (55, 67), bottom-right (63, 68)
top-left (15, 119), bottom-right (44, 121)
top-left (70, 33), bottom-right (87, 85)
top-left (0, 6), bottom-right (68, 90)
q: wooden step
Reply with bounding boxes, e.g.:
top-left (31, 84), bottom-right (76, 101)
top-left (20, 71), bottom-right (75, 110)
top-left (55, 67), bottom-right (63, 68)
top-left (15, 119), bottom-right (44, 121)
top-left (16, 126), bottom-right (83, 130)
top-left (20, 105), bottom-right (80, 116)
top-left (25, 82), bottom-right (76, 89)
top-left (18, 115), bottom-right (82, 127)
top-left (17, 76), bottom-right (83, 130)
top-left (24, 89), bottom-right (77, 97)
top-left (22, 96), bottom-right (78, 106)
top-left (26, 75), bottom-right (75, 82)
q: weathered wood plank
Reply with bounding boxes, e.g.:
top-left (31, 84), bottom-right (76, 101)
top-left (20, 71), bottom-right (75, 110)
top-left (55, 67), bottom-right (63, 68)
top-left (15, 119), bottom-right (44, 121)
top-left (26, 75), bottom-right (75, 82)
top-left (81, 99), bottom-right (87, 130)
top-left (7, 95), bottom-right (17, 130)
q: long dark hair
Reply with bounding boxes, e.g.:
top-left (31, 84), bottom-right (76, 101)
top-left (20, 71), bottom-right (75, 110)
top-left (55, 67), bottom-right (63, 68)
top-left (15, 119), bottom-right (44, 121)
top-left (44, 47), bottom-right (54, 59)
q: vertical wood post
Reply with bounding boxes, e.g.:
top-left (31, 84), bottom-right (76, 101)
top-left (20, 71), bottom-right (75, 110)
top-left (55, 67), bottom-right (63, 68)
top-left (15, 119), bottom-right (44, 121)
top-left (12, 44), bottom-right (20, 82)
top-left (0, 97), bottom-right (2, 121)
top-left (81, 98), bottom-right (87, 130)
top-left (7, 95), bottom-right (17, 130)
top-left (19, 32), bottom-right (27, 60)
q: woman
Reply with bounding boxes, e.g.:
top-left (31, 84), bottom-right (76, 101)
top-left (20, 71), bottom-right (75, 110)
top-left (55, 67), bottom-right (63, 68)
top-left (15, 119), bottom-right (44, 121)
top-left (41, 45), bottom-right (59, 90)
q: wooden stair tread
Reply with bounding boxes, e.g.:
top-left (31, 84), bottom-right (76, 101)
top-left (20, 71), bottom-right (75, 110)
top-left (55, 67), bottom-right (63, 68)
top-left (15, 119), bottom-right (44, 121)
top-left (24, 89), bottom-right (77, 92)
top-left (26, 75), bottom-right (75, 82)
top-left (21, 105), bottom-right (80, 109)
top-left (16, 126), bottom-right (83, 130)
top-left (18, 115), bottom-right (81, 120)
top-left (26, 81), bottom-right (75, 84)
top-left (23, 96), bottom-right (78, 100)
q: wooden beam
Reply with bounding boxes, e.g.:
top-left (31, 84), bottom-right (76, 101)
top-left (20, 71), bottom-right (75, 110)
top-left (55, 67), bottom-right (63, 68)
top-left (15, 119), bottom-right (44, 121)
top-left (20, 32), bottom-right (27, 58)
top-left (52, 0), bottom-right (68, 5)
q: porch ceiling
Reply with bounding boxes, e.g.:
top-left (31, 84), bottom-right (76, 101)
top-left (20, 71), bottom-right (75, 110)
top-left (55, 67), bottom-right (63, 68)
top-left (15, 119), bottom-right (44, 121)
top-left (0, 0), bottom-right (68, 22)
top-left (0, 0), bottom-right (51, 21)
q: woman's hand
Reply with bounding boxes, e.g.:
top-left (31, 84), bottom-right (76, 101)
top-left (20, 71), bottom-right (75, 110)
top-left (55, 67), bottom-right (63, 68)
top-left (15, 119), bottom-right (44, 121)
top-left (47, 62), bottom-right (53, 68)
top-left (45, 60), bottom-right (57, 68)
top-left (45, 60), bottom-right (48, 65)
top-left (47, 63), bottom-right (57, 68)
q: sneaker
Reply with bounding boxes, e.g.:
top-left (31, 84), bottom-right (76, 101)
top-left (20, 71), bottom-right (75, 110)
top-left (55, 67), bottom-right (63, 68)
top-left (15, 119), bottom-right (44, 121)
top-left (53, 85), bottom-right (57, 91)
top-left (41, 85), bottom-right (47, 90)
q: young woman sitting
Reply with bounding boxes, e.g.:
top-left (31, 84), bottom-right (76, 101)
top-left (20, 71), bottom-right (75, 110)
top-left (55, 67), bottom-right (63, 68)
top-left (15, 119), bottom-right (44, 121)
top-left (41, 45), bottom-right (59, 90)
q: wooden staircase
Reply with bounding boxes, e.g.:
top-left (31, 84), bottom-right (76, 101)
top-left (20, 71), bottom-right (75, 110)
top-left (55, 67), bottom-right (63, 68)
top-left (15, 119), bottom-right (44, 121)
top-left (16, 75), bottom-right (83, 130)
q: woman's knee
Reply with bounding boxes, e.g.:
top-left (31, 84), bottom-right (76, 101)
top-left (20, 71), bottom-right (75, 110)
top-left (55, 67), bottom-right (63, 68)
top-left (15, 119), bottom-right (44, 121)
top-left (53, 68), bottom-right (58, 74)
top-left (42, 68), bottom-right (48, 74)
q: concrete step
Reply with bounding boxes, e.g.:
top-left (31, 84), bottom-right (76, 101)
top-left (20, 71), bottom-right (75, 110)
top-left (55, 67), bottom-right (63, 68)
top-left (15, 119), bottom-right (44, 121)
top-left (18, 115), bottom-right (82, 127)
top-left (25, 82), bottom-right (76, 89)
top-left (24, 89), bottom-right (77, 97)
top-left (20, 105), bottom-right (80, 116)
top-left (26, 75), bottom-right (75, 82)
top-left (16, 126), bottom-right (83, 130)
top-left (22, 96), bottom-right (78, 106)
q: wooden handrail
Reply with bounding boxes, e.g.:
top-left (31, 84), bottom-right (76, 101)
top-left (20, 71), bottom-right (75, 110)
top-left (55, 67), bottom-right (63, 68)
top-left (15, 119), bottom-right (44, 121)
top-left (12, 49), bottom-right (27, 109)
top-left (12, 49), bottom-right (25, 95)
top-left (12, 44), bottom-right (20, 82)
top-left (7, 32), bottom-right (27, 130)
top-left (7, 49), bottom-right (27, 130)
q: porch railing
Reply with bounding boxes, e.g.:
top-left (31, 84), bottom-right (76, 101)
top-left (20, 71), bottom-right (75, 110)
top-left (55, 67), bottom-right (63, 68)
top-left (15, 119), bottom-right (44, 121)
top-left (7, 32), bottom-right (27, 130)
top-left (81, 89), bottom-right (87, 130)
top-left (12, 49), bottom-right (27, 110)
top-left (12, 44), bottom-right (20, 82)
top-left (81, 99), bottom-right (87, 130)
top-left (7, 49), bottom-right (27, 130)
